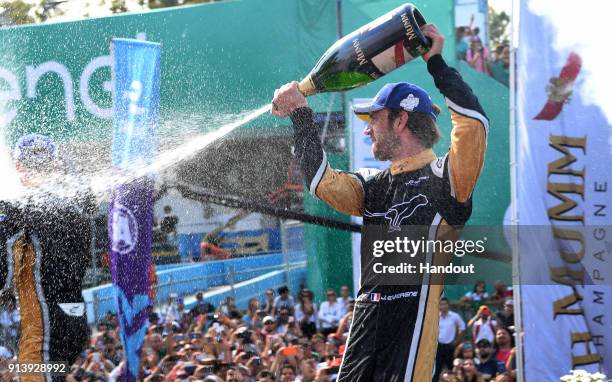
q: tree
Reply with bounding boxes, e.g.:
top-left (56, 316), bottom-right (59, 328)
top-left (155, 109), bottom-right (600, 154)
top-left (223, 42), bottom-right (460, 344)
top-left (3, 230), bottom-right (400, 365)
top-left (0, 0), bottom-right (36, 25)
top-left (488, 6), bottom-right (510, 47)
top-left (146, 0), bottom-right (215, 10)
top-left (111, 0), bottom-right (127, 13)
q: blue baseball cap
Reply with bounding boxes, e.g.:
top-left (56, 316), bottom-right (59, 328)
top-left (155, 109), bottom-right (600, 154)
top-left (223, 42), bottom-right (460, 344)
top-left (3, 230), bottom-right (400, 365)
top-left (352, 82), bottom-right (437, 122)
top-left (13, 133), bottom-right (57, 164)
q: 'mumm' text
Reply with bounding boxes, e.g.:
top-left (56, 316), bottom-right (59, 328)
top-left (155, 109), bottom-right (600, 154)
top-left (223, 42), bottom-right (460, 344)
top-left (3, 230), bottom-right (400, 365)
top-left (547, 134), bottom-right (601, 368)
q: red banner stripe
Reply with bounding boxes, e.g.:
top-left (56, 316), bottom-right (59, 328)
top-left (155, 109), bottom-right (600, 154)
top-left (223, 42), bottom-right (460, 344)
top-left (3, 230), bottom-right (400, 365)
top-left (394, 42), bottom-right (405, 67)
top-left (559, 52), bottom-right (582, 81)
top-left (534, 101), bottom-right (564, 121)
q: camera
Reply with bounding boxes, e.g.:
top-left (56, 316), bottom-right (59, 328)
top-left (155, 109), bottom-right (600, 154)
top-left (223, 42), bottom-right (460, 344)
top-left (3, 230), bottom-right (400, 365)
top-left (183, 362), bottom-right (197, 375)
top-left (237, 329), bottom-right (252, 341)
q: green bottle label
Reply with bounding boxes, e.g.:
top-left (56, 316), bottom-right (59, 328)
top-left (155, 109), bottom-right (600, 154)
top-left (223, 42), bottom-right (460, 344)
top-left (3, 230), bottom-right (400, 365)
top-left (321, 71), bottom-right (374, 92)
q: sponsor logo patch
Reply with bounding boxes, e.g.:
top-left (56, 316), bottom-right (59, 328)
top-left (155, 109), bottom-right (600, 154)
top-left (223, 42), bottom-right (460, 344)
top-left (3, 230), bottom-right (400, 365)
top-left (364, 194), bottom-right (429, 232)
top-left (400, 94), bottom-right (420, 111)
top-left (110, 204), bottom-right (139, 255)
top-left (406, 176), bottom-right (429, 186)
top-left (370, 291), bottom-right (419, 301)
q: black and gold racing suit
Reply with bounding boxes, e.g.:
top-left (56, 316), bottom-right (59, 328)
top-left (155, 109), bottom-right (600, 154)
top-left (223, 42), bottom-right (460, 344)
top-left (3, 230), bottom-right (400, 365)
top-left (0, 192), bottom-right (93, 381)
top-left (289, 54), bottom-right (488, 381)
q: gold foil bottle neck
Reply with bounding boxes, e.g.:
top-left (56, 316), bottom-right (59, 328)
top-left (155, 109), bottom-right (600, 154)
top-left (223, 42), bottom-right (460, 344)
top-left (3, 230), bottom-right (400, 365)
top-left (298, 75), bottom-right (317, 96)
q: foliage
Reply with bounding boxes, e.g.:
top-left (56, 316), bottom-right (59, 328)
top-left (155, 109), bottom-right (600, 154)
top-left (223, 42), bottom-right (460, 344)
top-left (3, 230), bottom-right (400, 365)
top-left (146, 0), bottom-right (215, 10)
top-left (110, 0), bottom-right (128, 13)
top-left (0, 0), bottom-right (224, 24)
top-left (0, 0), bottom-right (36, 25)
top-left (488, 5), bottom-right (510, 47)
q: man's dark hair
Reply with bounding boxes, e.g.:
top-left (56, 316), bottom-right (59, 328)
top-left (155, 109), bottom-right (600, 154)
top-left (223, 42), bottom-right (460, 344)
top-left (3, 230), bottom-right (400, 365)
top-left (473, 280), bottom-right (486, 292)
top-left (278, 286), bottom-right (289, 295)
top-left (281, 363), bottom-right (296, 373)
top-left (388, 107), bottom-right (441, 148)
top-left (440, 297), bottom-right (449, 303)
top-left (257, 370), bottom-right (274, 378)
top-left (494, 327), bottom-right (515, 348)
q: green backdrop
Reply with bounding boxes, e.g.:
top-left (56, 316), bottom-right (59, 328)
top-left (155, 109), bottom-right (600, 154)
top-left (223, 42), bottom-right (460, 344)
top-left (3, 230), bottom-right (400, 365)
top-left (0, 0), bottom-right (510, 300)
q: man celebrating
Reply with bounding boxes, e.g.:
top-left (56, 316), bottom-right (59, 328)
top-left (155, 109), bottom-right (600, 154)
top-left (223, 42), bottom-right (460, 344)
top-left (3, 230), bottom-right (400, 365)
top-left (272, 24), bottom-right (487, 381)
top-left (0, 134), bottom-right (93, 381)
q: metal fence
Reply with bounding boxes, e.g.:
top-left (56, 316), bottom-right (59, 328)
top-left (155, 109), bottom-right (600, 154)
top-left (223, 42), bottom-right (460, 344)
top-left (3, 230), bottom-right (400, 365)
top-left (83, 251), bottom-right (307, 324)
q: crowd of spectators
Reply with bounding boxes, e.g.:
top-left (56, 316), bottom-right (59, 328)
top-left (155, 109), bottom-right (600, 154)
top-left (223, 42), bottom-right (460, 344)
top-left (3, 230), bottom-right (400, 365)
top-left (0, 281), bottom-right (516, 382)
top-left (0, 294), bottom-right (19, 358)
top-left (455, 26), bottom-right (510, 87)
top-left (0, 285), bottom-right (354, 382)
top-left (435, 281), bottom-right (517, 382)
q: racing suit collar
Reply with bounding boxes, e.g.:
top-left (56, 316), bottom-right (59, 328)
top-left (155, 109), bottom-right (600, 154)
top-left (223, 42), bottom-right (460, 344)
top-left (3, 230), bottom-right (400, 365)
top-left (390, 149), bottom-right (436, 175)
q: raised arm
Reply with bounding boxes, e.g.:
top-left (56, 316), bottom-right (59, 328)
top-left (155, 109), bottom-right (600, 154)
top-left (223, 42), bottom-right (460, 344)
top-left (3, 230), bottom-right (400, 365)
top-left (272, 82), bottom-right (365, 216)
top-left (422, 25), bottom-right (489, 203)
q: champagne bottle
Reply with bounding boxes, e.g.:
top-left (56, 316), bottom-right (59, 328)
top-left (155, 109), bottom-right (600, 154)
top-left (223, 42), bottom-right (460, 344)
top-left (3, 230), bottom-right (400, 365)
top-left (298, 3), bottom-right (431, 96)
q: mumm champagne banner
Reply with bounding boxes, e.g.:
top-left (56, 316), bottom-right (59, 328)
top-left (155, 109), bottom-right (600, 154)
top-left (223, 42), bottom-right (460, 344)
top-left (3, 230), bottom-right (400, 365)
top-left (516, 2), bottom-right (611, 380)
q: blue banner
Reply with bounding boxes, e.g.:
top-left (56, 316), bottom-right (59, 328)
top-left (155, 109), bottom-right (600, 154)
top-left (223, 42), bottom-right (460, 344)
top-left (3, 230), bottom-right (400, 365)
top-left (111, 38), bottom-right (161, 169)
top-left (109, 38), bottom-right (161, 382)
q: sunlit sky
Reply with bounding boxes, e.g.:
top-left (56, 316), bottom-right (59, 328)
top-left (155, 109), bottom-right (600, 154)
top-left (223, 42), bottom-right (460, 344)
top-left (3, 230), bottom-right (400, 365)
top-left (38, 0), bottom-right (515, 23)
top-left (489, 0), bottom-right (512, 14)
top-left (26, 0), bottom-right (148, 22)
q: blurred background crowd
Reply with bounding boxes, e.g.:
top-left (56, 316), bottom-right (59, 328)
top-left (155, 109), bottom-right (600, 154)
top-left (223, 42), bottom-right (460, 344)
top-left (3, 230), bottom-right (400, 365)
top-left (455, 24), bottom-right (510, 87)
top-left (1, 281), bottom-right (516, 382)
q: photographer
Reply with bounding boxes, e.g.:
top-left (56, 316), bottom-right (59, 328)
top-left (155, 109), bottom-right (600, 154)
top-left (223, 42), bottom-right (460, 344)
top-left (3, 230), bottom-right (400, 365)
top-left (466, 37), bottom-right (491, 74)
top-left (279, 309), bottom-right (303, 341)
top-left (468, 305), bottom-right (498, 344)
top-left (454, 358), bottom-right (485, 382)
top-left (232, 326), bottom-right (262, 356)
top-left (83, 351), bottom-right (111, 381)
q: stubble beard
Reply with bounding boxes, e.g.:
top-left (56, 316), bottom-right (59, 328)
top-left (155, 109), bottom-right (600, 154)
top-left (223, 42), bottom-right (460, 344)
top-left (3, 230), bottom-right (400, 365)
top-left (372, 130), bottom-right (399, 161)
top-left (372, 143), bottom-right (390, 161)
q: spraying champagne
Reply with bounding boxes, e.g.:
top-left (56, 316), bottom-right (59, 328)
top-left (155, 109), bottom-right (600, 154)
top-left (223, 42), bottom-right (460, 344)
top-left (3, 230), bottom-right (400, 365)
top-left (297, 3), bottom-right (431, 96)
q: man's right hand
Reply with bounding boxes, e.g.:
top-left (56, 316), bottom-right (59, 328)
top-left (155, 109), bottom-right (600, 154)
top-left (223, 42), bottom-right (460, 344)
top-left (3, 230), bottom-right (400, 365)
top-left (421, 24), bottom-right (445, 62)
top-left (271, 81), bottom-right (308, 117)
